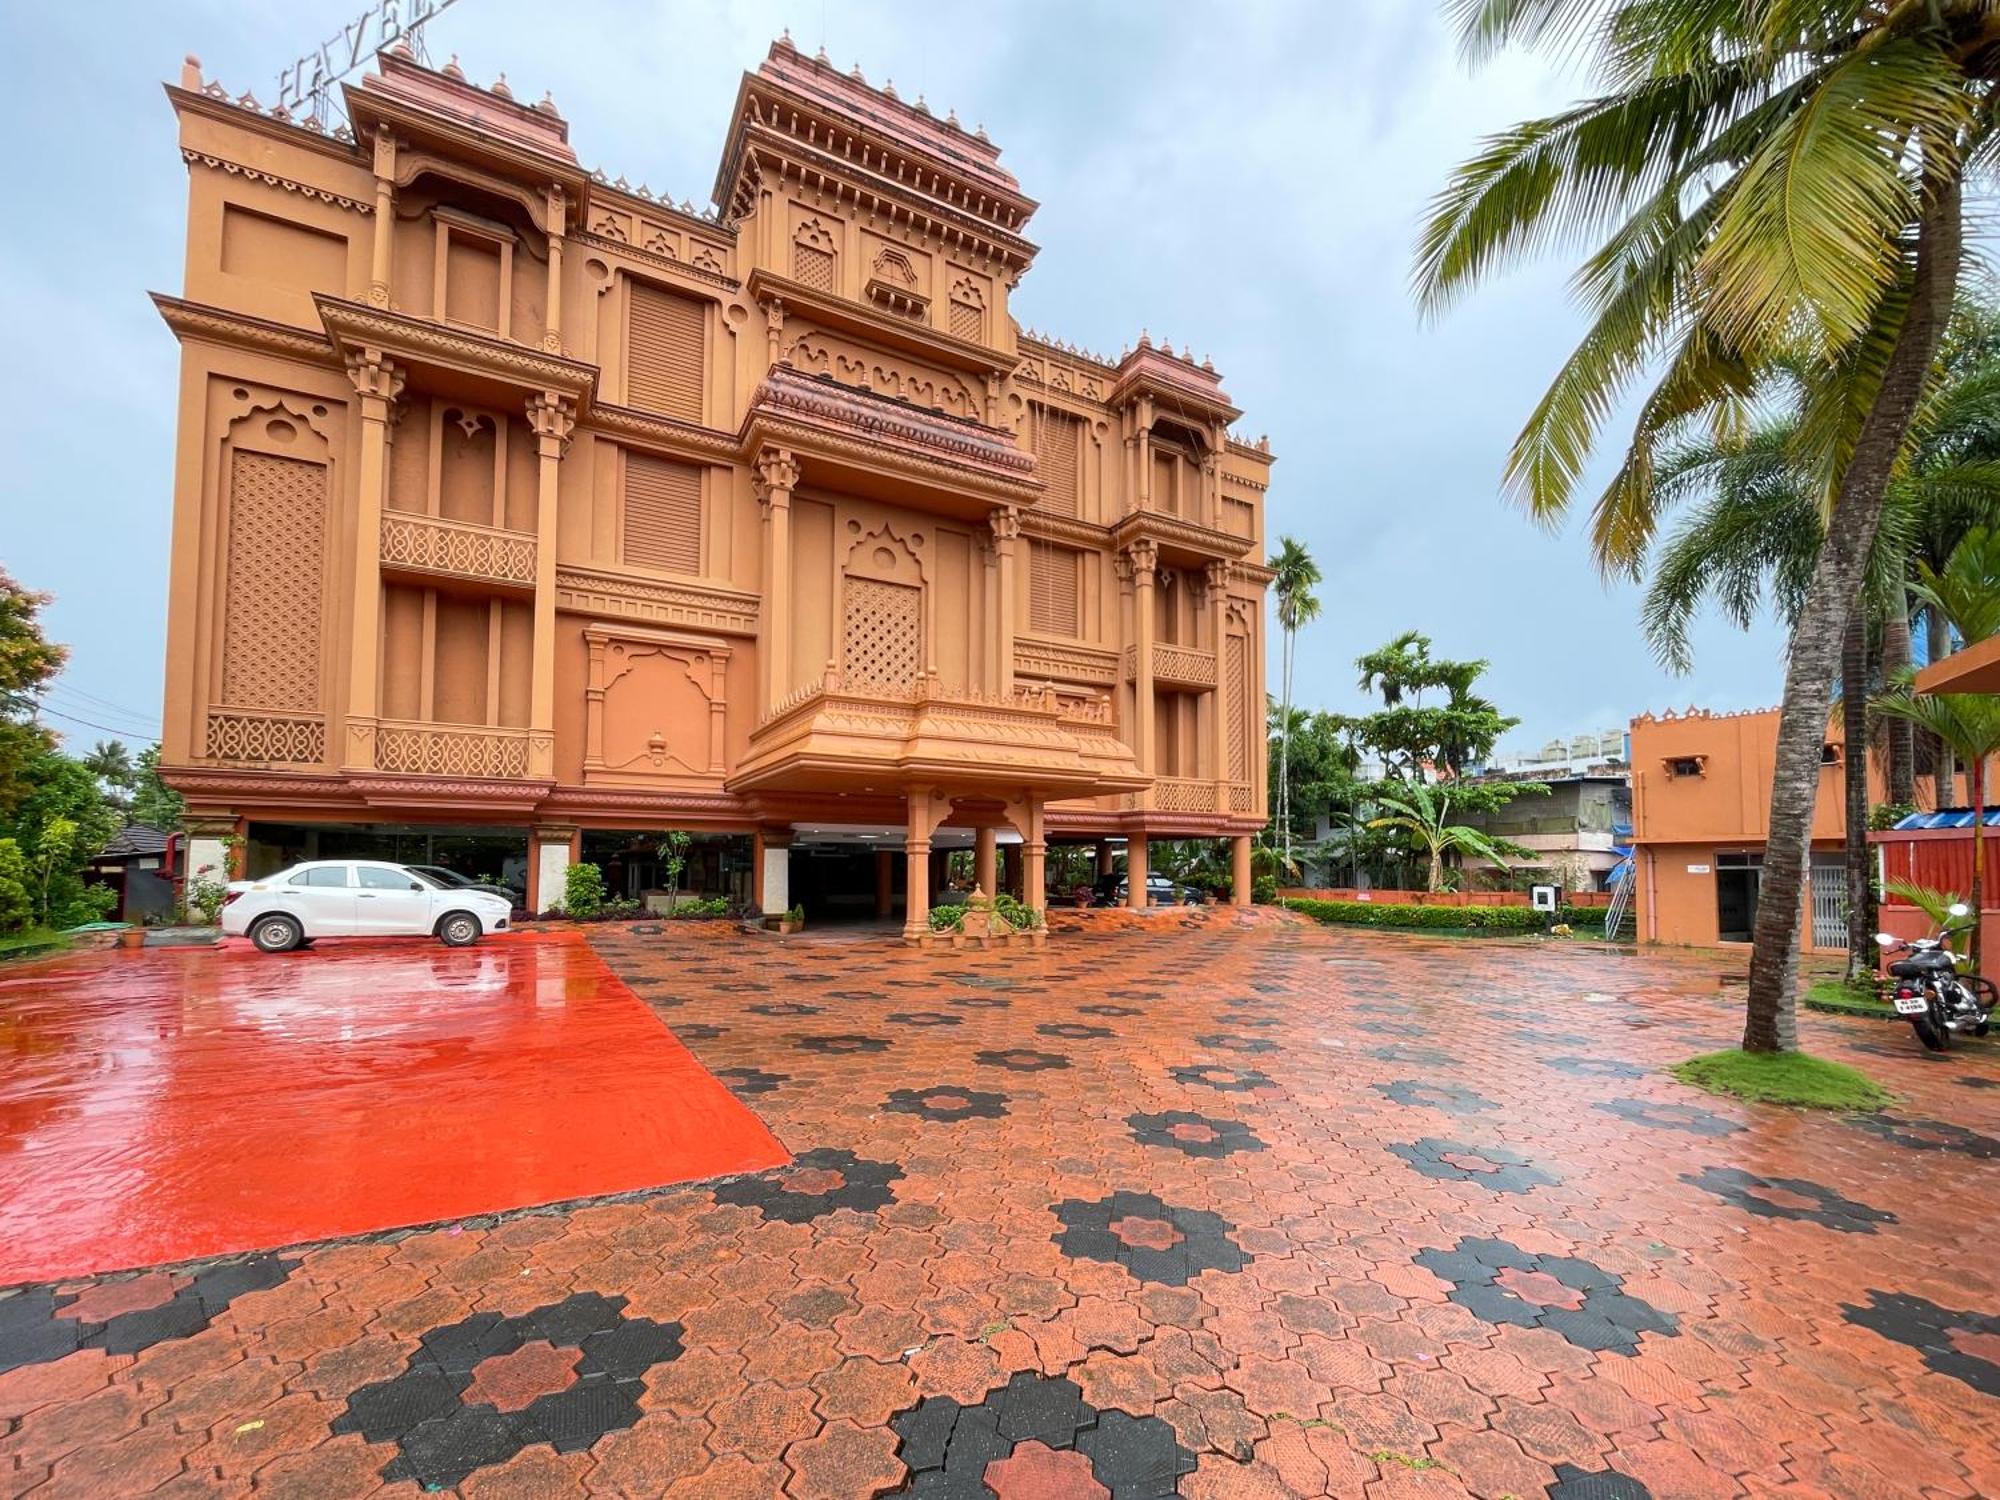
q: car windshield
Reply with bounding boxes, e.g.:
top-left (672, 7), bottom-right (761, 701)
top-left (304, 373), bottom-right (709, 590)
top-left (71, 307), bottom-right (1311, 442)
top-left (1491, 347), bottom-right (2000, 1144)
top-left (405, 866), bottom-right (461, 889)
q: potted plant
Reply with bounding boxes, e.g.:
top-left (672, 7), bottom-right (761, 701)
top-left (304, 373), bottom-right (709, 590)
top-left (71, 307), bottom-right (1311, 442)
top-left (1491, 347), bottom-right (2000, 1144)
top-left (767, 903), bottom-right (805, 935)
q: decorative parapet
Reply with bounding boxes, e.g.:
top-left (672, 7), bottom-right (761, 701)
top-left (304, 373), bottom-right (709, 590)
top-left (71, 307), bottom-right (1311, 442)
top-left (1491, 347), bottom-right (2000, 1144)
top-left (380, 513), bottom-right (536, 589)
top-left (375, 720), bottom-right (533, 779)
top-left (1123, 642), bottom-right (1217, 692)
top-left (1152, 777), bottom-right (1220, 814)
top-left (554, 565), bottom-right (760, 637)
top-left (1016, 635), bottom-right (1120, 688)
top-left (204, 708), bottom-right (326, 767)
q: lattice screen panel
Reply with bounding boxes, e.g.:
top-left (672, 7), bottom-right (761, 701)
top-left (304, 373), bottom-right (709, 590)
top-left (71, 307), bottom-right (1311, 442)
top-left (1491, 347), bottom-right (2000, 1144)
top-left (221, 450), bottom-right (326, 712)
top-left (1226, 634), bottom-right (1250, 782)
top-left (794, 243), bottom-right (836, 292)
top-left (949, 298), bottom-right (983, 342)
top-left (843, 578), bottom-right (922, 687)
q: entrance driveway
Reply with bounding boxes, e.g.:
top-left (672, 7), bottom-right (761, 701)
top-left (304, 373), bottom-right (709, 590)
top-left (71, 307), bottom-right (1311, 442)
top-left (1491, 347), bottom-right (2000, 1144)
top-left (2, 912), bottom-right (1998, 1497)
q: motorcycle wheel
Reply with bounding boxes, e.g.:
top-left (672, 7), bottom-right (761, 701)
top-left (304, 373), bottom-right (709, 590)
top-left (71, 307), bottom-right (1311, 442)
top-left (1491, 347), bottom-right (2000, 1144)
top-left (1913, 1000), bottom-right (1951, 1052)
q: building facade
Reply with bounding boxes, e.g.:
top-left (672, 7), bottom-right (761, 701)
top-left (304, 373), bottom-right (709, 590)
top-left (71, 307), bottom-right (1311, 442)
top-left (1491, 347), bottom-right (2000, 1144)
top-left (155, 39), bottom-right (1273, 935)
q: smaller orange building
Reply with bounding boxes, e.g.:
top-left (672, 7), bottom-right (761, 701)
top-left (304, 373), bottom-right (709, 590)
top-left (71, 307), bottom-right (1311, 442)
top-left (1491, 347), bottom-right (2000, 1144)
top-left (1629, 706), bottom-right (1958, 953)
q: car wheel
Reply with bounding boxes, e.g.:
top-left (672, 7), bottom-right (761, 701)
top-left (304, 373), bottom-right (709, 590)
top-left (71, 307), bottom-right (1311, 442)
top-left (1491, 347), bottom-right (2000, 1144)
top-left (437, 911), bottom-right (482, 947)
top-left (250, 914), bottom-right (303, 954)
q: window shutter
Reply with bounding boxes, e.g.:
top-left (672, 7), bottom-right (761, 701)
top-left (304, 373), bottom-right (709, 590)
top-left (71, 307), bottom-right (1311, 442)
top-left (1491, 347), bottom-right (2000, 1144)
top-left (623, 453), bottom-right (702, 575)
top-left (1033, 406), bottom-right (1081, 517)
top-left (626, 282), bottom-right (704, 422)
top-left (1028, 540), bottom-right (1079, 637)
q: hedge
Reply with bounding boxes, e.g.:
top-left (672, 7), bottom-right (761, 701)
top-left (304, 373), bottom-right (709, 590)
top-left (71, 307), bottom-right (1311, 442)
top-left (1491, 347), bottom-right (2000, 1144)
top-left (1281, 897), bottom-right (1608, 933)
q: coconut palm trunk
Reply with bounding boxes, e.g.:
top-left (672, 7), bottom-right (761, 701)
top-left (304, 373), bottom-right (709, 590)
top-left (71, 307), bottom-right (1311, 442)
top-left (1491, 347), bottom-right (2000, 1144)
top-left (1883, 598), bottom-right (1917, 806)
top-left (1843, 612), bottom-right (1875, 982)
top-left (1928, 607), bottom-right (1956, 805)
top-left (1745, 179), bottom-right (1963, 1053)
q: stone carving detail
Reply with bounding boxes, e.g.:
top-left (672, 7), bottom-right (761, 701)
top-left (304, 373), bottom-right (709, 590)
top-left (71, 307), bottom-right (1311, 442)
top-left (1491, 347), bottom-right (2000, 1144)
top-left (375, 722), bottom-right (532, 779)
top-left (948, 276), bottom-right (985, 342)
top-left (204, 711), bottom-right (326, 765)
top-left (1226, 633), bottom-right (1250, 782)
top-left (180, 149), bottom-right (372, 213)
top-left (785, 333), bottom-right (977, 418)
top-left (380, 514), bottom-right (536, 586)
top-left (1153, 778), bottom-right (1219, 814)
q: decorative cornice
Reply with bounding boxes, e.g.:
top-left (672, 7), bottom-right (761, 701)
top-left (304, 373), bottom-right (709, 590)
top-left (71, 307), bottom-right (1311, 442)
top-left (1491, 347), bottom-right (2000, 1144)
top-left (573, 230), bottom-right (740, 292)
top-left (153, 294), bottom-right (341, 366)
top-left (746, 269), bottom-right (1015, 379)
top-left (1015, 635), bottom-right (1120, 687)
top-left (1018, 510), bottom-right (1112, 549)
top-left (588, 402), bottom-right (740, 460)
top-left (315, 295), bottom-right (598, 403)
top-left (555, 564), bottom-right (761, 637)
top-left (1111, 509), bottom-right (1253, 564)
top-left (181, 148), bottom-right (372, 213)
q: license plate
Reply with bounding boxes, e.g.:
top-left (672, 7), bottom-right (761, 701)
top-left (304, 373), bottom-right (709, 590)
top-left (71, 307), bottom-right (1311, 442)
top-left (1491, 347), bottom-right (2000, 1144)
top-left (1894, 995), bottom-right (1930, 1015)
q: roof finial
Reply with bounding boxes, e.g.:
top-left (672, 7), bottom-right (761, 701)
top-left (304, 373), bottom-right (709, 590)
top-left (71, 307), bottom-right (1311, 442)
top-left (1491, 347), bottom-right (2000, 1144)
top-left (777, 27), bottom-right (794, 50)
top-left (882, 76), bottom-right (898, 100)
top-left (442, 53), bottom-right (465, 80)
top-left (490, 72), bottom-right (513, 99)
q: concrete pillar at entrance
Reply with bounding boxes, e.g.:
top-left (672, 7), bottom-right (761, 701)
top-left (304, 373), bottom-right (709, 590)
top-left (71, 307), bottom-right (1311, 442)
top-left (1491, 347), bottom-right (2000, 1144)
top-left (533, 827), bottom-right (577, 915)
top-left (758, 831), bottom-right (792, 917)
top-left (1127, 835), bottom-right (1150, 909)
top-left (875, 850), bottom-right (895, 918)
top-left (1096, 840), bottom-right (1116, 877)
top-left (975, 826), bottom-right (998, 896)
top-left (1231, 834), bottom-right (1253, 906)
top-left (903, 788), bottom-right (949, 943)
top-left (1001, 844), bottom-right (1023, 899)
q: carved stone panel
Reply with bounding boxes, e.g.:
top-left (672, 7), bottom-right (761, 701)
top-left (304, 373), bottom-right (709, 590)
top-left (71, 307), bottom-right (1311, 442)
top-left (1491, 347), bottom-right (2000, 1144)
top-left (584, 625), bottom-right (732, 785)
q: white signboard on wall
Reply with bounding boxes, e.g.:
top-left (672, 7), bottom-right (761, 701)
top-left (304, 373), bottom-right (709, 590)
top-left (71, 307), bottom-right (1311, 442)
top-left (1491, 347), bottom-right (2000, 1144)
top-left (1687, 863), bottom-right (1711, 875)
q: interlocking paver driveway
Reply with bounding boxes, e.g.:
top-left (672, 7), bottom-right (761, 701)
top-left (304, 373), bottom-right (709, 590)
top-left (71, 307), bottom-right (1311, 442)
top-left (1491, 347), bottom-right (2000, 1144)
top-left (3, 907), bottom-right (1998, 1498)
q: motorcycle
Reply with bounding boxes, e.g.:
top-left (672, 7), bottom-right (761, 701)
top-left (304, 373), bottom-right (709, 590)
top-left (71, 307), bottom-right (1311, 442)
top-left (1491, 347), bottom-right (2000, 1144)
top-left (1874, 903), bottom-right (1996, 1051)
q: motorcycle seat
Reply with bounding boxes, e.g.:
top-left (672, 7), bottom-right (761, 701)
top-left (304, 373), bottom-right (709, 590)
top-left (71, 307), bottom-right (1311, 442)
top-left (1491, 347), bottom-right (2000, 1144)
top-left (1890, 953), bottom-right (1953, 976)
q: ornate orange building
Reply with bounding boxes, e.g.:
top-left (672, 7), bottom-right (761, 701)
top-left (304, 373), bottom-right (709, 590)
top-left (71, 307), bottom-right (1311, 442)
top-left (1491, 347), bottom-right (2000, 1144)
top-left (156, 38), bottom-right (1274, 933)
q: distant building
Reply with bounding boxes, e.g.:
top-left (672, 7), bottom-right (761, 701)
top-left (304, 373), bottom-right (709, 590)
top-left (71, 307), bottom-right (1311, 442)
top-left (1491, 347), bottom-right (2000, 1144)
top-left (1627, 706), bottom-right (1964, 952)
top-left (82, 825), bottom-right (181, 923)
top-left (1461, 771), bottom-right (1632, 892)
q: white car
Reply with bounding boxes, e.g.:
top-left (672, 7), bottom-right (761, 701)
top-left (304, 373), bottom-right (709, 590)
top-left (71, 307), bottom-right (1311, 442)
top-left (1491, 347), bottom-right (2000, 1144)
top-left (222, 860), bottom-right (514, 953)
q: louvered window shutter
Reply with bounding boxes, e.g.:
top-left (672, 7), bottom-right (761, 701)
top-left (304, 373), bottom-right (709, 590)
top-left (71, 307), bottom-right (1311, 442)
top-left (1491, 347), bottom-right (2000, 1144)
top-left (623, 453), bottom-right (702, 574)
top-left (1028, 540), bottom-right (1079, 637)
top-left (1036, 407), bottom-right (1080, 517)
top-left (626, 283), bottom-right (704, 421)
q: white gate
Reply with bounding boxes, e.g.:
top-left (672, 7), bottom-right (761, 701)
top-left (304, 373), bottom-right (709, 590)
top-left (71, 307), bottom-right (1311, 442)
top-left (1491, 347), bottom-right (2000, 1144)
top-left (1810, 853), bottom-right (1849, 950)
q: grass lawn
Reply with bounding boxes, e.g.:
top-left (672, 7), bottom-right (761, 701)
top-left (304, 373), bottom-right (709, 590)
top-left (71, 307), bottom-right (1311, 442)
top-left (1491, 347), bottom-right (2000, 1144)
top-left (1804, 977), bottom-right (1899, 1020)
top-left (1672, 1049), bottom-right (1892, 1111)
top-left (0, 926), bottom-right (70, 962)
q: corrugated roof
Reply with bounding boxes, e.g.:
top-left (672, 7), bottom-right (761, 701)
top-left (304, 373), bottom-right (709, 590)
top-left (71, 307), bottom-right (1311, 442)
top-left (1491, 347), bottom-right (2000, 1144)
top-left (1890, 809), bottom-right (2000, 830)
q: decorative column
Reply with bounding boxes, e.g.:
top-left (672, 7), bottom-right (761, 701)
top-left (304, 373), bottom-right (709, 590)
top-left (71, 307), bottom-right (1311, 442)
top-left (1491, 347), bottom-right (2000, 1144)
top-left (342, 350), bottom-right (404, 771)
top-left (1231, 834), bottom-right (1252, 907)
top-left (991, 507), bottom-right (1020, 694)
top-left (525, 392), bottom-right (576, 780)
top-left (1021, 796), bottom-right (1047, 915)
top-left (1207, 560), bottom-right (1232, 800)
top-left (1127, 539), bottom-right (1159, 777)
top-left (368, 132), bottom-right (397, 309)
top-left (904, 788), bottom-right (946, 944)
top-left (755, 447), bottom-right (800, 710)
top-left (542, 184), bottom-right (566, 354)
top-left (975, 825), bottom-right (998, 897)
top-left (756, 828), bottom-right (792, 917)
top-left (531, 825), bottom-right (577, 914)
top-left (1127, 834), bottom-right (1150, 910)
top-left (1096, 840), bottom-right (1115, 877)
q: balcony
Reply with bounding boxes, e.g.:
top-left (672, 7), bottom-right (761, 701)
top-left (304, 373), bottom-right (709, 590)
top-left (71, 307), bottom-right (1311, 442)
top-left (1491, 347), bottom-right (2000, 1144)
top-left (380, 513), bottom-right (537, 593)
top-left (374, 720), bottom-right (533, 779)
top-left (203, 708), bottom-right (326, 766)
top-left (1145, 778), bottom-right (1256, 818)
top-left (1123, 642), bottom-right (1217, 692)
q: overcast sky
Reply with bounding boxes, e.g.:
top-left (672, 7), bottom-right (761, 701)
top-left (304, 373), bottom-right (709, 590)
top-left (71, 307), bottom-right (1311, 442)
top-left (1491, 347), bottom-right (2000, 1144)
top-left (0, 0), bottom-right (1787, 759)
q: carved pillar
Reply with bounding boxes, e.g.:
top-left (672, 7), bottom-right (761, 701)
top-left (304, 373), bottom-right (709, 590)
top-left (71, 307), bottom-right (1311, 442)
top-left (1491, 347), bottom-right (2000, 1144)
top-left (763, 297), bottom-right (787, 367)
top-left (1127, 834), bottom-right (1149, 910)
top-left (1096, 840), bottom-right (1115, 877)
top-left (1135, 396), bottom-right (1155, 511)
top-left (1231, 834), bottom-right (1253, 907)
top-left (1020, 797), bottom-right (1047, 915)
top-left (755, 447), bottom-right (800, 710)
top-left (1206, 560), bottom-right (1231, 795)
top-left (975, 825), bottom-right (998, 897)
top-left (342, 351), bottom-right (404, 771)
top-left (543, 184), bottom-right (566, 354)
top-left (368, 133), bottom-right (397, 309)
top-left (903, 787), bottom-right (947, 944)
top-left (991, 507), bottom-right (1020, 694)
top-left (1127, 539), bottom-right (1158, 778)
top-left (525, 393), bottom-right (575, 780)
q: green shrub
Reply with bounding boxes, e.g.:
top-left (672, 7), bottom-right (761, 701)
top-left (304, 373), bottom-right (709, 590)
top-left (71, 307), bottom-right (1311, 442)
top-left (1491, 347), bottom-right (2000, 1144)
top-left (1281, 897), bottom-right (1607, 933)
top-left (0, 839), bottom-right (33, 936)
top-left (561, 862), bottom-right (606, 919)
top-left (1252, 874), bottom-right (1277, 904)
top-left (669, 896), bottom-right (729, 919)
top-left (993, 893), bottom-right (1043, 930)
top-left (601, 896), bottom-right (643, 920)
top-left (785, 904), bottom-right (804, 924)
top-left (929, 903), bottom-right (968, 932)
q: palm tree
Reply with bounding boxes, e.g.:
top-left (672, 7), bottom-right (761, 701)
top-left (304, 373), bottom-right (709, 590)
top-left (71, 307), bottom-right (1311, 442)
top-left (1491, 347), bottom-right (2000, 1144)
top-left (1367, 780), bottom-right (1532, 894)
top-left (1270, 537), bottom-right (1322, 866)
top-left (1875, 680), bottom-right (2000, 973)
top-left (84, 739), bottom-right (135, 790)
top-left (1419, 2), bottom-right (1985, 1053)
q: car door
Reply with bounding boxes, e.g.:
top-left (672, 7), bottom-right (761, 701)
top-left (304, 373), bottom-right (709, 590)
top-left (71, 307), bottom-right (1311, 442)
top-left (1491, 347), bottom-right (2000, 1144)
top-left (354, 864), bottom-right (436, 936)
top-left (284, 864), bottom-right (356, 935)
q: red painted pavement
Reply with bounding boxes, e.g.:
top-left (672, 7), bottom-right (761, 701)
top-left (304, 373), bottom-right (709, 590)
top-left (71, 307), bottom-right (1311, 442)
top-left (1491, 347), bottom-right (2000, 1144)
top-left (0, 931), bottom-right (787, 1285)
